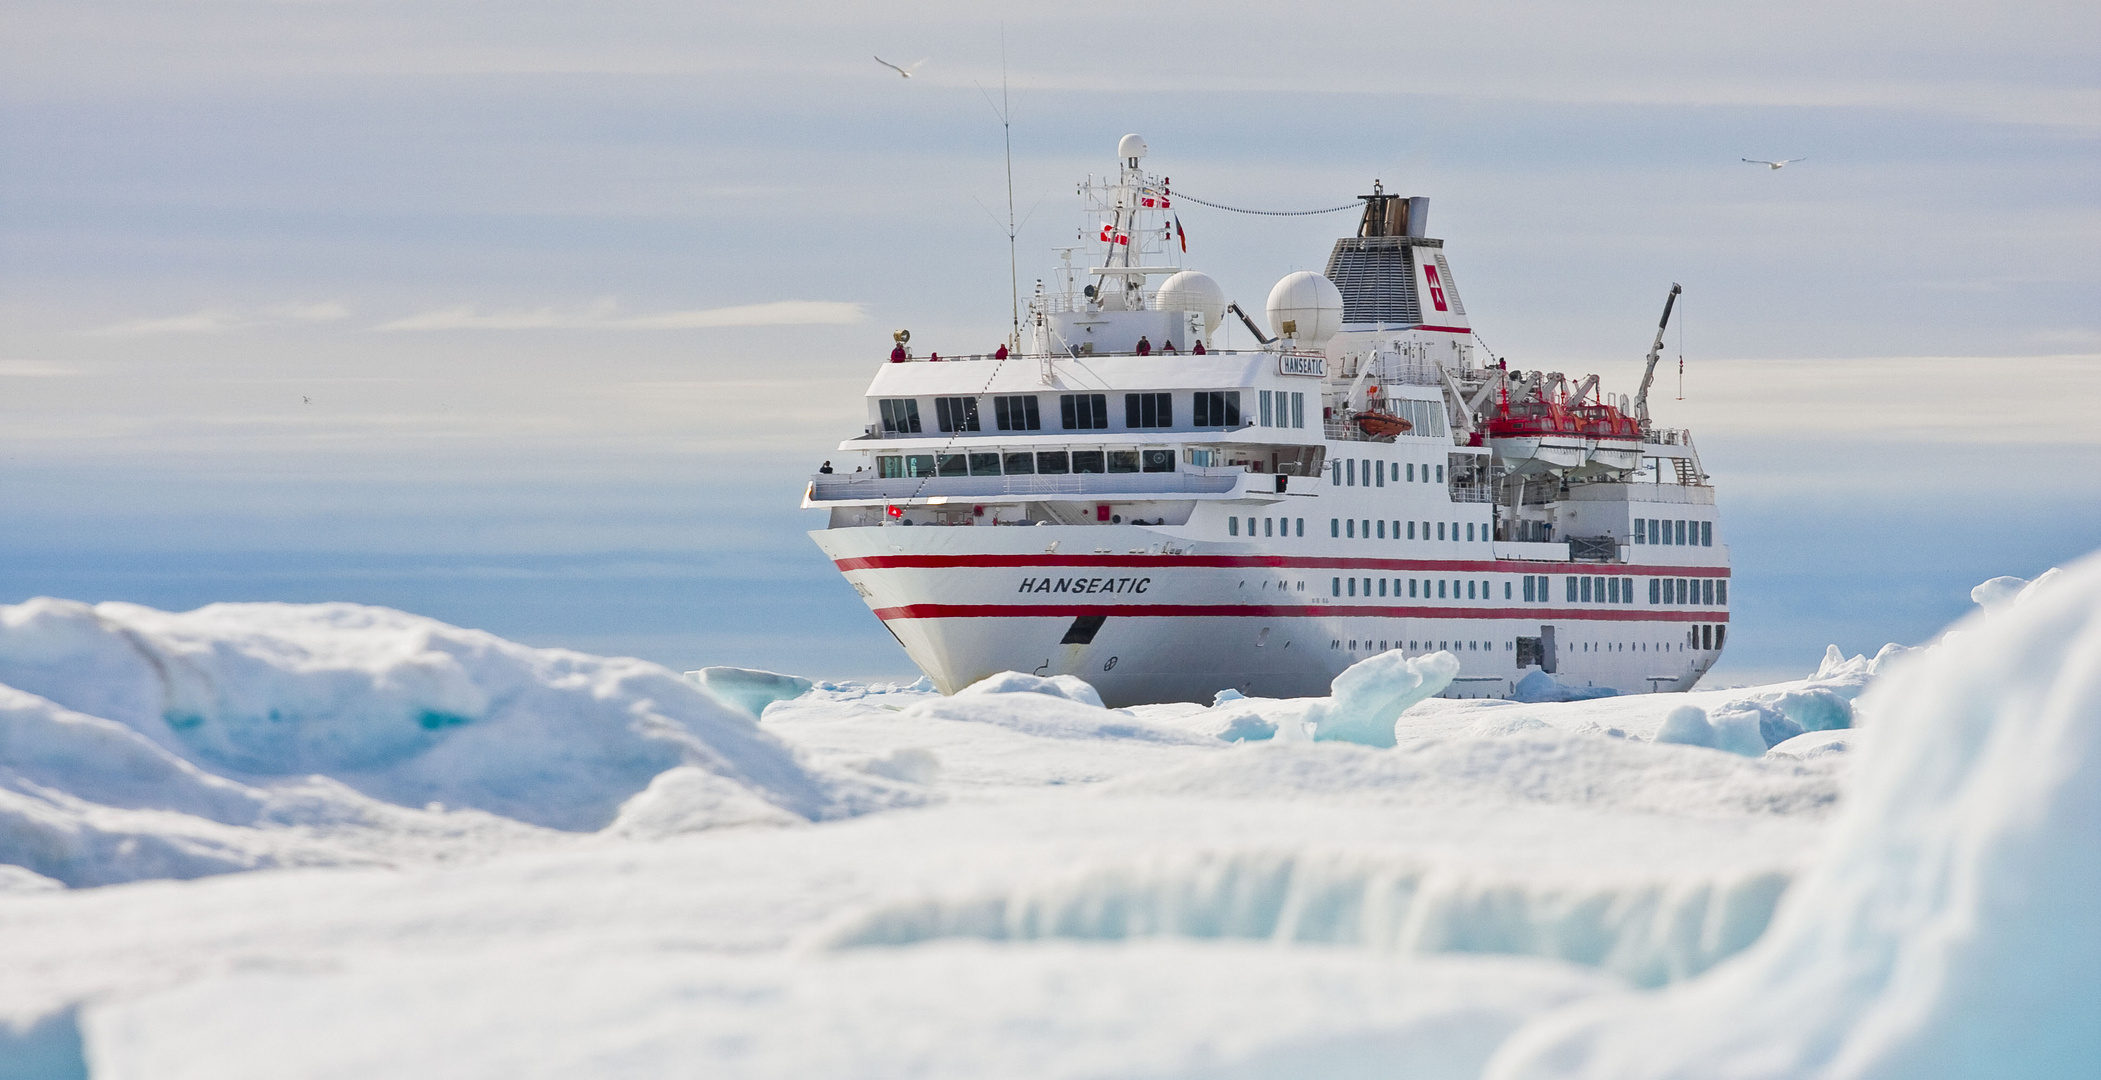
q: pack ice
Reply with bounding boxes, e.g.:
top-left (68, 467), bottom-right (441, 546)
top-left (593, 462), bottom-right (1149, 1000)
top-left (0, 557), bottom-right (2092, 1079)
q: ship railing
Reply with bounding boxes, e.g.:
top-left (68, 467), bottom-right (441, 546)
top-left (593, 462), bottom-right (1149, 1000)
top-left (1567, 536), bottom-right (1622, 562)
top-left (809, 472), bottom-right (1241, 502)
top-left (1447, 484), bottom-right (1496, 504)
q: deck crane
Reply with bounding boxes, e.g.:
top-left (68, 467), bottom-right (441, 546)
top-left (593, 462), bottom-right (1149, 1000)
top-left (1632, 283), bottom-right (1682, 431)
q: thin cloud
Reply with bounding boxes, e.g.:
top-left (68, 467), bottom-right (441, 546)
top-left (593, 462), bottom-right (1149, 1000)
top-left (375, 300), bottom-right (866, 332)
top-left (88, 301), bottom-right (351, 336)
top-left (0, 360), bottom-right (77, 377)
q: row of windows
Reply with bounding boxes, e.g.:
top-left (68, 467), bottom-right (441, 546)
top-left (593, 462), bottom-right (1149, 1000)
top-left (1255, 390), bottom-right (1308, 429)
top-left (1653, 577), bottom-right (1724, 605)
top-left (1228, 516), bottom-right (1306, 537)
top-left (879, 392), bottom-right (1282, 435)
top-left (1330, 458), bottom-right (1445, 487)
top-left (876, 449), bottom-right (1176, 478)
top-left (1335, 577), bottom-right (1500, 599)
top-left (1320, 573), bottom-right (1728, 606)
top-left (1635, 518), bottom-right (1713, 547)
top-left (1332, 518), bottom-right (1487, 542)
top-left (1334, 638), bottom-right (1695, 657)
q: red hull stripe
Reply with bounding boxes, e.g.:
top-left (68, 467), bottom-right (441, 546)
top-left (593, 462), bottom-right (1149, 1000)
top-left (872, 604), bottom-right (1728, 623)
top-left (835, 554), bottom-right (1730, 577)
top-left (1413, 324), bottom-right (1472, 334)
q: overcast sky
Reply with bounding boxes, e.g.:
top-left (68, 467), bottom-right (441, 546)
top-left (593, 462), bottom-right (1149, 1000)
top-left (3, 1), bottom-right (2096, 681)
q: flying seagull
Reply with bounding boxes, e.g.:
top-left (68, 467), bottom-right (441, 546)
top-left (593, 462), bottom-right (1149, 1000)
top-left (874, 56), bottom-right (925, 79)
top-left (302, 395), bottom-right (311, 404)
top-left (1743, 157), bottom-right (1807, 170)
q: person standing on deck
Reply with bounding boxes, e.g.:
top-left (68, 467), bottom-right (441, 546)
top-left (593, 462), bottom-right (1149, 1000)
top-left (1135, 336), bottom-right (1152, 356)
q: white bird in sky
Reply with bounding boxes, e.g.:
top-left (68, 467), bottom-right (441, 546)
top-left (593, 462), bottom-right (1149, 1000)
top-left (874, 56), bottom-right (925, 79)
top-left (1743, 157), bottom-right (1807, 170)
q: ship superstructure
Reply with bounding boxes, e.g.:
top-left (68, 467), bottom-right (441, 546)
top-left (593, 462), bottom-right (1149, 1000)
top-left (806, 135), bottom-right (1729, 706)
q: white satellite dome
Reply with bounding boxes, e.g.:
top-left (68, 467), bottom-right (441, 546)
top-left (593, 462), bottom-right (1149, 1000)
top-left (1155, 270), bottom-right (1226, 337)
top-left (1117, 133), bottom-right (1148, 162)
top-left (1266, 271), bottom-right (1344, 344)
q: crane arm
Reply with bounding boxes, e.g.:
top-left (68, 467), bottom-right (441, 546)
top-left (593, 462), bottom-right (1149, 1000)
top-left (1633, 283), bottom-right (1682, 427)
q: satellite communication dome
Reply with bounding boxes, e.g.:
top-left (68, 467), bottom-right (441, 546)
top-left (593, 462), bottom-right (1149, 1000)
top-left (1265, 271), bottom-right (1344, 344)
top-left (1155, 270), bottom-right (1226, 337)
top-left (1117, 133), bottom-right (1148, 162)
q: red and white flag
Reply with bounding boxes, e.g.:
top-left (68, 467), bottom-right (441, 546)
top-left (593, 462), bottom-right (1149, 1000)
top-left (886, 504), bottom-right (903, 519)
top-left (1174, 215), bottom-right (1187, 253)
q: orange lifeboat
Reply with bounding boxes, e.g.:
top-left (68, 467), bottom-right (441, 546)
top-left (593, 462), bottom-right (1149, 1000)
top-left (1353, 411), bottom-right (1411, 439)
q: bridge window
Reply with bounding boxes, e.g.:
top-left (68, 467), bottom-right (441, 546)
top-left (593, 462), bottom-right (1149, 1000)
top-left (1193, 391), bottom-right (1241, 427)
top-left (1291, 391), bottom-right (1306, 428)
top-left (1125, 392), bottom-right (1172, 429)
top-left (934, 397), bottom-right (981, 433)
top-left (1060, 394), bottom-right (1109, 430)
top-left (1003, 452), bottom-right (1034, 474)
top-left (879, 398), bottom-right (922, 434)
top-left (1071, 450), bottom-right (1106, 473)
top-left (969, 453), bottom-right (1001, 476)
top-left (936, 453), bottom-right (968, 477)
top-left (993, 395), bottom-right (1041, 431)
top-left (1036, 451), bottom-right (1070, 474)
top-left (1107, 450), bottom-right (1140, 473)
top-left (1142, 449), bottom-right (1175, 473)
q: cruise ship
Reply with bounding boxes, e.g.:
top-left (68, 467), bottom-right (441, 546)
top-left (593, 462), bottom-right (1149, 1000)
top-left (806, 135), bottom-right (1728, 706)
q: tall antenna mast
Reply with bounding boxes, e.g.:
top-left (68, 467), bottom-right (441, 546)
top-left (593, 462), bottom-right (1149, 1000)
top-left (999, 31), bottom-right (1020, 353)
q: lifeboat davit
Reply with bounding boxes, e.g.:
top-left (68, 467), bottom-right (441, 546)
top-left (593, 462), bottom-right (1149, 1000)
top-left (1353, 411), bottom-right (1411, 439)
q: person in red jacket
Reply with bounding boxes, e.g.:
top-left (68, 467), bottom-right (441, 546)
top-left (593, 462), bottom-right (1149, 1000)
top-left (1192, 340), bottom-right (1206, 355)
top-left (889, 343), bottom-right (908, 363)
top-left (1135, 335), bottom-right (1152, 356)
top-left (994, 344), bottom-right (1009, 359)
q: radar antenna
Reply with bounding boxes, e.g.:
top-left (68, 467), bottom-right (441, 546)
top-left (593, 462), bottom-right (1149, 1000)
top-left (1633, 283), bottom-right (1682, 429)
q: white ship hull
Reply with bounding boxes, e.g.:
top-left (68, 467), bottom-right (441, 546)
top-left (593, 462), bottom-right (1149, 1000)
top-left (814, 521), bottom-right (1727, 707)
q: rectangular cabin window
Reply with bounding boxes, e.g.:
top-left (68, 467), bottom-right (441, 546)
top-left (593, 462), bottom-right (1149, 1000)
top-left (1437, 522), bottom-right (1445, 540)
top-left (1717, 580), bottom-right (1728, 604)
top-left (1330, 461), bottom-right (1342, 485)
top-left (1259, 390), bottom-right (1274, 427)
top-left (877, 455), bottom-right (904, 479)
top-left (1465, 523), bottom-right (1474, 541)
top-left (1703, 578), bottom-right (1715, 605)
top-left (1071, 450), bottom-right (1106, 474)
top-left (1438, 580), bottom-right (1447, 599)
top-left (1264, 518), bottom-right (1273, 537)
top-left (1379, 579), bottom-right (1387, 597)
top-left (1678, 579), bottom-right (1690, 604)
top-left (1229, 517), bottom-right (1239, 536)
top-left (1060, 394), bottom-right (1109, 430)
top-left (1003, 452), bottom-right (1034, 475)
top-left (1409, 580), bottom-right (1418, 598)
top-left (1346, 519), bottom-right (1356, 538)
top-left (968, 453), bottom-right (1001, 476)
top-left (879, 398), bottom-right (922, 434)
top-left (1391, 519), bottom-right (1401, 539)
top-left (1296, 518), bottom-right (1304, 537)
top-left (1406, 462), bottom-right (1415, 481)
top-left (1566, 576), bottom-right (1578, 602)
top-left (1348, 578), bottom-right (1356, 597)
top-left (934, 397), bottom-right (981, 433)
top-left (1702, 521), bottom-right (1713, 547)
top-left (1676, 520), bottom-right (1688, 545)
top-left (1292, 392), bottom-right (1306, 428)
top-left (1580, 576), bottom-right (1592, 602)
top-left (1036, 451), bottom-right (1070, 475)
top-left (1107, 450), bottom-right (1140, 474)
top-left (993, 395), bottom-right (1041, 431)
top-left (1331, 518), bottom-right (1339, 537)
top-left (1523, 576), bottom-right (1535, 602)
top-left (1371, 459), bottom-right (1382, 487)
top-left (1715, 625), bottom-right (1726, 649)
top-left (1332, 577), bottom-right (1341, 596)
top-left (1504, 581), bottom-right (1512, 600)
top-left (1633, 520), bottom-right (1646, 544)
top-left (936, 453), bottom-right (968, 477)
top-left (1467, 581), bottom-right (1476, 600)
top-left (1622, 577), bottom-right (1634, 604)
top-left (1141, 449), bottom-right (1175, 473)
top-left (1436, 465), bottom-right (1445, 482)
top-left (1376, 520), bottom-right (1386, 539)
top-left (1407, 521), bottom-right (1416, 539)
top-left (1650, 578), bottom-right (1661, 604)
top-left (1193, 391), bottom-right (1241, 428)
top-left (1607, 577), bottom-right (1620, 603)
top-left (1124, 392), bottom-right (1172, 429)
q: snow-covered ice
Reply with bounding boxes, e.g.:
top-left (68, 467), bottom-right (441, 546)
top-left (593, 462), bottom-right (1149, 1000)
top-left (0, 558), bottom-right (2091, 1078)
